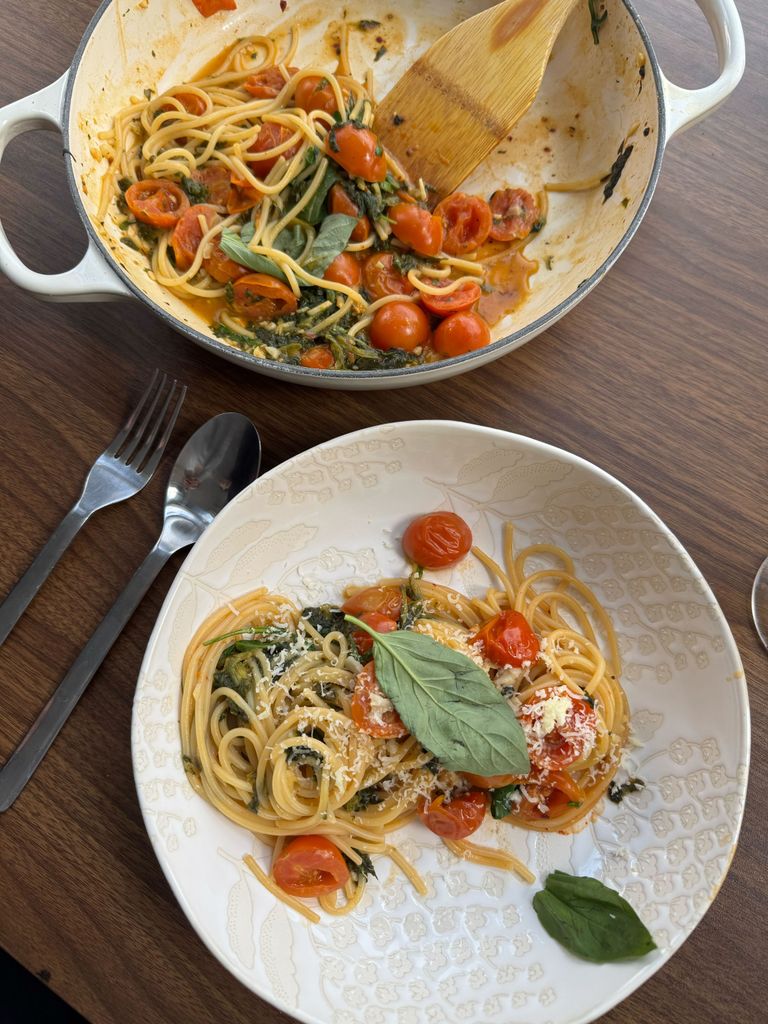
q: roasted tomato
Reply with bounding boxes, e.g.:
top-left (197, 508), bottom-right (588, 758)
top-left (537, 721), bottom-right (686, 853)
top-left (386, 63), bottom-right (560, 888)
top-left (369, 301), bottom-right (430, 352)
top-left (125, 179), bottom-right (189, 229)
top-left (170, 203), bottom-right (218, 269)
top-left (295, 74), bottom-right (348, 115)
top-left (471, 610), bottom-right (539, 667)
top-left (419, 789), bottom-right (487, 839)
top-left (323, 252), bottom-right (361, 287)
top-left (461, 772), bottom-right (525, 790)
top-left (327, 123), bottom-right (386, 182)
top-left (389, 203), bottom-right (444, 257)
top-left (328, 183), bottom-right (370, 243)
top-left (435, 193), bottom-right (492, 254)
top-left (189, 163), bottom-right (232, 206)
top-left (350, 661), bottom-right (409, 738)
top-left (203, 236), bottom-right (248, 283)
top-left (191, 0), bottom-right (236, 16)
top-left (350, 610), bottom-right (398, 655)
top-left (272, 835), bottom-right (350, 897)
top-left (512, 770), bottom-right (586, 820)
top-left (243, 65), bottom-right (298, 98)
top-left (163, 91), bottom-right (208, 116)
top-left (342, 586), bottom-right (403, 619)
top-left (519, 687), bottom-right (597, 771)
top-left (419, 280), bottom-right (482, 317)
top-left (402, 512), bottom-right (472, 569)
top-left (363, 252), bottom-right (414, 300)
top-left (488, 188), bottom-right (540, 242)
top-left (300, 345), bottom-right (335, 369)
top-left (231, 273), bottom-right (298, 319)
top-left (248, 122), bottom-right (301, 176)
top-left (432, 311), bottom-right (491, 357)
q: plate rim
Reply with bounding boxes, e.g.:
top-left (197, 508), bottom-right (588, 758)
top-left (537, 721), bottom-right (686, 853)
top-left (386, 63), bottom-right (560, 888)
top-left (131, 419), bottom-right (750, 1024)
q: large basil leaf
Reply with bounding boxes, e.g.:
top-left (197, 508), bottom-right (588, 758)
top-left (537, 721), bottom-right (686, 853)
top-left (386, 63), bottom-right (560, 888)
top-left (219, 230), bottom-right (288, 282)
top-left (273, 223), bottom-right (307, 260)
top-left (533, 871), bottom-right (657, 963)
top-left (303, 214), bottom-right (357, 277)
top-left (345, 616), bottom-right (530, 775)
top-left (302, 164), bottom-right (340, 224)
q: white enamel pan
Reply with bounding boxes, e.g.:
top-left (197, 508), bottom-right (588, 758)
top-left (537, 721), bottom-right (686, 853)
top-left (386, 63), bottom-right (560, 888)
top-left (0, 0), bottom-right (744, 389)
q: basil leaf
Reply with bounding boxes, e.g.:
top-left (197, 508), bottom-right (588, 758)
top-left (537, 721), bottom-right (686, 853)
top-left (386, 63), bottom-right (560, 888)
top-left (490, 783), bottom-right (520, 819)
top-left (240, 221), bottom-right (256, 244)
top-left (273, 223), bottom-right (306, 260)
top-left (346, 616), bottom-right (530, 775)
top-left (304, 214), bottom-right (357, 277)
top-left (533, 871), bottom-right (657, 963)
top-left (302, 164), bottom-right (340, 225)
top-left (219, 230), bottom-right (288, 282)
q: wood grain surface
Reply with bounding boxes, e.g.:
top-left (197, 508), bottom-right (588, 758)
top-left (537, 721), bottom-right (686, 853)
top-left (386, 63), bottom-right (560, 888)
top-left (0, 2), bottom-right (765, 1023)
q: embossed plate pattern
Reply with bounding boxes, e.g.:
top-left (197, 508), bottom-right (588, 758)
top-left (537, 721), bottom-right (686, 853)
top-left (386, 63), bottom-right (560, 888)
top-left (132, 421), bottom-right (749, 1024)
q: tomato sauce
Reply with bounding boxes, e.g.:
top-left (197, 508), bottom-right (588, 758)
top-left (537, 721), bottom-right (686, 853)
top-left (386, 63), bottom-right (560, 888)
top-left (478, 246), bottom-right (538, 326)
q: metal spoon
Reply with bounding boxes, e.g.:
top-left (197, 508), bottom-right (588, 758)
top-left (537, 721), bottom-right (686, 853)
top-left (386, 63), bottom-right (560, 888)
top-left (751, 556), bottom-right (768, 652)
top-left (0, 412), bottom-right (261, 811)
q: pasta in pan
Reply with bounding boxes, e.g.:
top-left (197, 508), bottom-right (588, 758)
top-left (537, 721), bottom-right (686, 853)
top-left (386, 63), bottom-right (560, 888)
top-left (180, 516), bottom-right (629, 923)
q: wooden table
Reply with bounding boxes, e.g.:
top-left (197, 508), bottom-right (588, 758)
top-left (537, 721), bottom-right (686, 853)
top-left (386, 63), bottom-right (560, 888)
top-left (0, 1), bottom-right (765, 1022)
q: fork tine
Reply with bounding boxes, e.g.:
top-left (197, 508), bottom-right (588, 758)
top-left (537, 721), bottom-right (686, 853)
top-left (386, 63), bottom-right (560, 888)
top-left (139, 382), bottom-right (187, 480)
top-left (133, 379), bottom-right (185, 474)
top-left (119, 373), bottom-right (169, 465)
top-left (104, 368), bottom-right (161, 458)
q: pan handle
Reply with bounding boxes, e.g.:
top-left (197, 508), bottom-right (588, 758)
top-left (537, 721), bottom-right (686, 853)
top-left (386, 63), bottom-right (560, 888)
top-left (0, 72), bottom-right (130, 302)
top-left (660, 0), bottom-right (745, 140)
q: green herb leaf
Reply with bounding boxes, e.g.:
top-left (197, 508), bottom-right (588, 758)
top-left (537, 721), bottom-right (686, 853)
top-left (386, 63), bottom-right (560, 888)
top-left (219, 230), bottom-right (288, 282)
top-left (343, 849), bottom-right (377, 881)
top-left (490, 783), bottom-right (520, 819)
top-left (302, 164), bottom-right (340, 224)
top-left (117, 176), bottom-right (133, 193)
top-left (273, 223), bottom-right (306, 260)
top-left (345, 786), bottom-right (384, 812)
top-left (181, 176), bottom-right (209, 202)
top-left (345, 616), bottom-right (530, 775)
top-left (357, 19), bottom-right (381, 30)
top-left (588, 0), bottom-right (608, 45)
top-left (304, 214), bottom-right (358, 277)
top-left (602, 143), bottom-right (633, 203)
top-left (608, 777), bottom-right (645, 803)
top-left (532, 871), bottom-right (657, 963)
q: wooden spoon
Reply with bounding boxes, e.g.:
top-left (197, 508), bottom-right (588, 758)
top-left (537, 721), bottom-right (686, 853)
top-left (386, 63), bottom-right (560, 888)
top-left (375, 0), bottom-right (580, 196)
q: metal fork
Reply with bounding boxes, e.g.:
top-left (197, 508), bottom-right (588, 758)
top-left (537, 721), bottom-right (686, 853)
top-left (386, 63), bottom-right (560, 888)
top-left (0, 370), bottom-right (186, 645)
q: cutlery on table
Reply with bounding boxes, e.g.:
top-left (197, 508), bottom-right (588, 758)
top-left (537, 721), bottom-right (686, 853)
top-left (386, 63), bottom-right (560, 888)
top-left (0, 369), bottom-right (185, 646)
top-left (751, 556), bottom-right (768, 651)
top-left (375, 0), bottom-right (579, 195)
top-left (0, 412), bottom-right (262, 811)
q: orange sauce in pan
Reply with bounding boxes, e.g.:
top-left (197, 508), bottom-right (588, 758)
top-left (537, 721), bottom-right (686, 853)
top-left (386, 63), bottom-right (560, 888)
top-left (478, 244), bottom-right (538, 326)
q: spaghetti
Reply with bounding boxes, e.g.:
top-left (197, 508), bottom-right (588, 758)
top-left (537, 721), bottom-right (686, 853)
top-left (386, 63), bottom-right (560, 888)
top-left (180, 519), bottom-right (629, 920)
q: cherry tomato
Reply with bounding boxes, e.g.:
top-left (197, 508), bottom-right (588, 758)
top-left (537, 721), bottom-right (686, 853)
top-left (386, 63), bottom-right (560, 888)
top-left (435, 193), bottom-right (492, 255)
top-left (163, 91), bottom-right (207, 116)
top-left (249, 122), bottom-right (300, 176)
top-left (461, 772), bottom-right (524, 790)
top-left (231, 273), bottom-right (298, 319)
top-left (125, 179), bottom-right (189, 229)
top-left (389, 203), bottom-right (444, 257)
top-left (300, 345), bottom-right (335, 369)
top-left (323, 251), bottom-right (361, 287)
top-left (420, 280), bottom-right (482, 317)
top-left (432, 311), bottom-right (491, 357)
top-left (272, 835), bottom-right (350, 897)
top-left (295, 75), bottom-right (347, 115)
top-left (341, 586), bottom-right (403, 619)
top-left (350, 662), bottom-right (408, 739)
top-left (519, 686), bottom-right (597, 771)
top-left (327, 123), bottom-right (386, 182)
top-left (362, 253), bottom-right (414, 300)
top-left (402, 511), bottom-right (472, 569)
top-left (191, 0), bottom-right (236, 16)
top-left (369, 302), bottom-right (430, 352)
top-left (488, 188), bottom-right (539, 242)
top-left (189, 163), bottom-right (231, 207)
top-left (471, 610), bottom-right (539, 667)
top-left (328, 183), bottom-right (370, 243)
top-left (204, 236), bottom-right (248, 283)
top-left (351, 610), bottom-right (398, 656)
top-left (512, 770), bottom-right (586, 820)
top-left (419, 789), bottom-right (487, 839)
top-left (171, 203), bottom-right (218, 269)
top-left (227, 180), bottom-right (262, 215)
top-left (243, 65), bottom-right (298, 98)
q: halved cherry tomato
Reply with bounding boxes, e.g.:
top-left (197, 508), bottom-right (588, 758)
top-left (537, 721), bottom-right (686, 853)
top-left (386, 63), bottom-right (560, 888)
top-left (231, 273), bottom-right (298, 320)
top-left (191, 0), bottom-right (236, 18)
top-left (351, 661), bottom-right (409, 738)
top-left (323, 251), bottom-right (361, 287)
top-left (328, 183), bottom-right (370, 243)
top-left (162, 91), bottom-right (207, 116)
top-left (369, 301), bottom-right (430, 352)
top-left (402, 511), bottom-right (472, 569)
top-left (351, 610), bottom-right (399, 655)
top-left (300, 345), bottom-right (335, 369)
top-left (248, 122), bottom-right (300, 176)
top-left (488, 188), bottom-right (539, 242)
top-left (432, 310), bottom-right (491, 357)
top-left (419, 789), bottom-right (487, 839)
top-left (125, 179), bottom-right (189, 229)
top-left (389, 203), bottom-right (444, 257)
top-left (189, 163), bottom-right (231, 206)
top-left (204, 236), bottom-right (247, 283)
top-left (435, 193), bottom-right (492, 255)
top-left (295, 75), bottom-right (347, 115)
top-left (272, 835), bottom-right (350, 897)
top-left (420, 280), bottom-right (482, 317)
top-left (342, 586), bottom-right (403, 619)
top-left (462, 772), bottom-right (525, 790)
top-left (243, 65), bottom-right (298, 98)
top-left (519, 686), bottom-right (597, 770)
top-left (227, 180), bottom-right (262, 215)
top-left (363, 252), bottom-right (414, 300)
top-left (170, 203), bottom-right (218, 269)
top-left (512, 770), bottom-right (586, 820)
top-left (327, 123), bottom-right (386, 182)
top-left (471, 610), bottom-right (539, 668)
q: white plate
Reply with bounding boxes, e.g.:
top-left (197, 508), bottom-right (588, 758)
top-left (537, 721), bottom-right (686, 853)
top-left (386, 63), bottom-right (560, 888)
top-left (132, 420), bottom-right (749, 1024)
